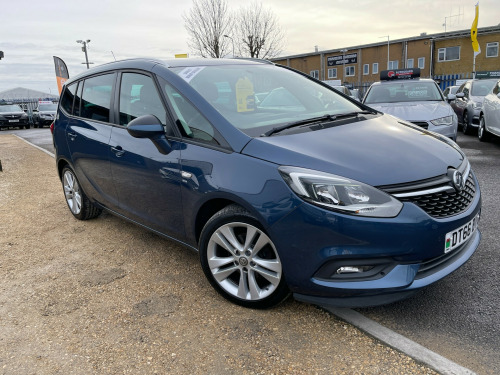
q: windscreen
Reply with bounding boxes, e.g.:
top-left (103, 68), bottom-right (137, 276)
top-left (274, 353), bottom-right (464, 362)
top-left (38, 104), bottom-right (57, 111)
top-left (364, 81), bottom-right (443, 104)
top-left (471, 80), bottom-right (496, 96)
top-left (0, 104), bottom-right (23, 112)
top-left (171, 64), bottom-right (362, 137)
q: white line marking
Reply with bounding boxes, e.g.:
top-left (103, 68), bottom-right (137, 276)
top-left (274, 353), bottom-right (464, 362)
top-left (14, 134), bottom-right (55, 158)
top-left (326, 307), bottom-right (476, 375)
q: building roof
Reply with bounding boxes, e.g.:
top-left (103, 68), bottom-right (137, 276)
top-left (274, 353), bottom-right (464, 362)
top-left (0, 87), bottom-right (58, 101)
top-left (272, 25), bottom-right (500, 61)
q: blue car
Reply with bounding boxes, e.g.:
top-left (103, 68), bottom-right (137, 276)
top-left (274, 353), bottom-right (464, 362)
top-left (53, 58), bottom-right (481, 309)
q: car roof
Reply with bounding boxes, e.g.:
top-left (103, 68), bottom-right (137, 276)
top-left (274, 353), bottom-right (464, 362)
top-left (64, 58), bottom-right (274, 85)
top-left (370, 78), bottom-right (436, 87)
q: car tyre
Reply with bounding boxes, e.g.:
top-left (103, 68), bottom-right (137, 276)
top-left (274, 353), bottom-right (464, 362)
top-left (462, 112), bottom-right (471, 135)
top-left (478, 116), bottom-right (491, 142)
top-left (199, 204), bottom-right (289, 309)
top-left (61, 166), bottom-right (102, 220)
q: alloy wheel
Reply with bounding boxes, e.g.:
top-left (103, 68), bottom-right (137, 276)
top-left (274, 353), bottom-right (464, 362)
top-left (63, 170), bottom-right (82, 215)
top-left (206, 222), bottom-right (282, 302)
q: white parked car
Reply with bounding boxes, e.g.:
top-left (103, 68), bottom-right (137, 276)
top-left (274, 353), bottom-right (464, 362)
top-left (478, 79), bottom-right (500, 142)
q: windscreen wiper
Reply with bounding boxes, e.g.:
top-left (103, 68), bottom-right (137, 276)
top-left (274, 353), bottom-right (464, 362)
top-left (263, 114), bottom-right (336, 137)
top-left (262, 110), bottom-right (376, 137)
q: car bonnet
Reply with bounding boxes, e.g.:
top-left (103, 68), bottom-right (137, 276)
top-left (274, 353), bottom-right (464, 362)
top-left (241, 114), bottom-right (464, 187)
top-left (367, 101), bottom-right (453, 122)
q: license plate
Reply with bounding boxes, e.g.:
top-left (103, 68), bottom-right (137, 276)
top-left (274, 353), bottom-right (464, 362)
top-left (9, 119), bottom-right (19, 123)
top-left (444, 214), bottom-right (479, 253)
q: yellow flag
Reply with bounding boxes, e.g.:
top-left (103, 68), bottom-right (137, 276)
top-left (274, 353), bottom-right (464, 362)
top-left (471, 3), bottom-right (481, 56)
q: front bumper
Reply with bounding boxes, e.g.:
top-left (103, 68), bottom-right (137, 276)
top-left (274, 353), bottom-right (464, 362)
top-left (269, 172), bottom-right (481, 307)
top-left (0, 118), bottom-right (29, 128)
top-left (37, 116), bottom-right (55, 125)
top-left (471, 108), bottom-right (481, 126)
top-left (294, 229), bottom-right (480, 307)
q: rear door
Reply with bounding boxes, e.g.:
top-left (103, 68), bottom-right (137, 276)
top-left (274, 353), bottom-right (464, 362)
top-left (65, 73), bottom-right (119, 209)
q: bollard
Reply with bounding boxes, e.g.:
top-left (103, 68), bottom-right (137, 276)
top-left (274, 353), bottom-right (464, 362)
top-left (0, 159), bottom-right (2, 172)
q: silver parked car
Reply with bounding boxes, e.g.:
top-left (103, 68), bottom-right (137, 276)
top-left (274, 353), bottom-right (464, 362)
top-left (363, 69), bottom-right (458, 141)
top-left (451, 79), bottom-right (497, 135)
top-left (478, 79), bottom-right (500, 142)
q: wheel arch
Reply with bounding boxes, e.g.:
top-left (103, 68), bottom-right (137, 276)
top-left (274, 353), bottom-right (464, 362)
top-left (194, 198), bottom-right (240, 245)
top-left (57, 158), bottom-right (70, 180)
top-left (193, 197), bottom-right (266, 246)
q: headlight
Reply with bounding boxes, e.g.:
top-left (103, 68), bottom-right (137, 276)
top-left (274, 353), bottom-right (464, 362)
top-left (431, 115), bottom-right (454, 126)
top-left (472, 101), bottom-right (482, 109)
top-left (279, 166), bottom-right (403, 218)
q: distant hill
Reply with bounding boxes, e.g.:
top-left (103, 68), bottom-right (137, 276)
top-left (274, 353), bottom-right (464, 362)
top-left (0, 87), bottom-right (59, 101)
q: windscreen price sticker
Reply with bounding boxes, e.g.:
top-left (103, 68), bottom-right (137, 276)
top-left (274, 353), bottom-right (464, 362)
top-left (444, 213), bottom-right (479, 253)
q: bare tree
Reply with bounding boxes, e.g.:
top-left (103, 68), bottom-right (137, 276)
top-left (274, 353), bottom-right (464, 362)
top-left (183, 0), bottom-right (233, 58)
top-left (235, 2), bottom-right (284, 59)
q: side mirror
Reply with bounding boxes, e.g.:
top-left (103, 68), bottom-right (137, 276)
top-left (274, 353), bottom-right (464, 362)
top-left (447, 93), bottom-right (456, 102)
top-left (126, 115), bottom-right (172, 155)
top-left (456, 92), bottom-right (465, 99)
top-left (127, 115), bottom-right (165, 138)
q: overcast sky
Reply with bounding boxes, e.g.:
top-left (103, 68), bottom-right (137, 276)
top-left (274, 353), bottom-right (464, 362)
top-left (0, 0), bottom-right (497, 95)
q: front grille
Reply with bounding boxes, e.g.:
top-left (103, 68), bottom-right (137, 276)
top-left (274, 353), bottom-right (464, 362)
top-left (398, 174), bottom-right (475, 218)
top-left (410, 121), bottom-right (429, 129)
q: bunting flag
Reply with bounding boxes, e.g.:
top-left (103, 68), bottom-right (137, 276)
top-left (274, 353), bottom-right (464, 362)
top-left (53, 56), bottom-right (70, 95)
top-left (471, 3), bottom-right (481, 57)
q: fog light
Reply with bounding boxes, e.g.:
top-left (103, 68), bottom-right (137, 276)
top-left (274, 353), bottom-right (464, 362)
top-left (336, 266), bottom-right (375, 274)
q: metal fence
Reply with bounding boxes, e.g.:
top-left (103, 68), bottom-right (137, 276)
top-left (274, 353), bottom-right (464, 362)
top-left (433, 73), bottom-right (474, 90)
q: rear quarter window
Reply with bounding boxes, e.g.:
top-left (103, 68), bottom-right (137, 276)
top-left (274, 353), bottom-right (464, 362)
top-left (60, 83), bottom-right (77, 114)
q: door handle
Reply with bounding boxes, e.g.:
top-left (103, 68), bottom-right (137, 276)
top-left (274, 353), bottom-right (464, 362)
top-left (111, 146), bottom-right (125, 157)
top-left (68, 132), bottom-right (77, 141)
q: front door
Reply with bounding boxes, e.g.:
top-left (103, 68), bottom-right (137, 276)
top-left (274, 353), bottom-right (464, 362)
top-left (109, 72), bottom-right (185, 239)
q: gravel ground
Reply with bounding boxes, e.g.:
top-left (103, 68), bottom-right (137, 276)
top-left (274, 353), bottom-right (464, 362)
top-left (0, 135), bottom-right (437, 375)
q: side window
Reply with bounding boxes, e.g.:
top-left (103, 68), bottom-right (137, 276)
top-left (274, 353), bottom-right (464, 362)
top-left (119, 73), bottom-right (166, 126)
top-left (80, 74), bottom-right (114, 122)
top-left (463, 83), bottom-right (470, 98)
top-left (60, 82), bottom-right (77, 114)
top-left (74, 81), bottom-right (83, 117)
top-left (162, 81), bottom-right (222, 146)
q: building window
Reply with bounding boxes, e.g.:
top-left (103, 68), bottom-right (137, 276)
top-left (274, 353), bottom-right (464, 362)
top-left (407, 58), bottom-right (414, 68)
top-left (388, 60), bottom-right (399, 69)
top-left (438, 46), bottom-right (460, 62)
top-left (486, 42), bottom-right (499, 58)
top-left (310, 70), bottom-right (319, 79)
top-left (327, 68), bottom-right (337, 79)
top-left (345, 66), bottom-right (355, 77)
top-left (363, 64), bottom-right (369, 75)
top-left (372, 63), bottom-right (379, 74)
top-left (418, 57), bottom-right (425, 69)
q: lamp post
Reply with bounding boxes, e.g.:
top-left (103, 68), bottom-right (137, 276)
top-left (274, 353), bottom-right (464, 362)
top-left (379, 35), bottom-right (390, 69)
top-left (77, 39), bottom-right (92, 69)
top-left (223, 35), bottom-right (235, 58)
top-left (340, 49), bottom-right (348, 83)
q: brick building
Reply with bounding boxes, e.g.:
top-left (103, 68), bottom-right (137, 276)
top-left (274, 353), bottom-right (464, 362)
top-left (272, 25), bottom-right (500, 94)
